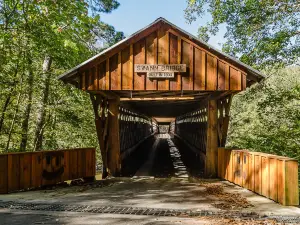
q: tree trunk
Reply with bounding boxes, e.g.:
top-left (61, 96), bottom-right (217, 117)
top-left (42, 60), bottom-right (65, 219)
top-left (0, 94), bottom-right (12, 134)
top-left (0, 68), bottom-right (19, 134)
top-left (20, 58), bottom-right (34, 151)
top-left (5, 91), bottom-right (22, 152)
top-left (34, 55), bottom-right (52, 151)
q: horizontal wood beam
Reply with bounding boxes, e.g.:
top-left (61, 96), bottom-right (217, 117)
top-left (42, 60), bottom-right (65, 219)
top-left (120, 97), bottom-right (194, 101)
top-left (88, 91), bottom-right (120, 100)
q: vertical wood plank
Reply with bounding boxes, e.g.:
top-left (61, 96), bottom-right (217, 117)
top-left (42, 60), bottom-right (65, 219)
top-left (181, 41), bottom-right (193, 90)
top-left (224, 149), bottom-right (230, 180)
top-left (118, 53), bottom-right (121, 89)
top-left (81, 73), bottom-right (86, 91)
top-left (8, 154), bottom-right (20, 192)
top-left (87, 68), bottom-right (93, 90)
top-left (217, 148), bottom-right (222, 178)
top-left (205, 99), bottom-right (218, 177)
top-left (157, 28), bottom-right (169, 90)
top-left (277, 159), bottom-right (285, 205)
top-left (84, 149), bottom-right (90, 177)
top-left (190, 44), bottom-right (194, 90)
top-left (166, 31), bottom-right (170, 90)
top-left (105, 59), bottom-right (110, 90)
top-left (110, 53), bottom-right (121, 90)
top-left (20, 153), bottom-right (31, 190)
top-left (0, 155), bottom-right (8, 193)
top-left (261, 155), bottom-right (269, 198)
top-left (62, 150), bottom-right (70, 181)
top-left (248, 152), bottom-right (255, 191)
top-left (69, 150), bottom-right (78, 179)
top-left (122, 46), bottom-right (133, 90)
top-left (269, 157), bottom-right (278, 201)
top-left (169, 33), bottom-right (179, 90)
top-left (227, 149), bottom-right (233, 182)
top-left (225, 64), bottom-right (230, 90)
top-left (93, 148), bottom-right (96, 176)
top-left (221, 148), bottom-right (226, 178)
top-left (254, 154), bottom-right (262, 195)
top-left (194, 48), bottom-right (205, 90)
top-left (242, 73), bottom-right (247, 90)
top-left (145, 32), bottom-right (158, 90)
top-left (78, 149), bottom-right (86, 178)
top-left (177, 38), bottom-right (182, 90)
top-left (243, 152), bottom-right (249, 189)
top-left (217, 148), bottom-right (225, 178)
top-left (79, 72), bottom-right (82, 90)
top-left (233, 151), bottom-right (243, 186)
top-left (285, 160), bottom-right (299, 205)
top-left (230, 67), bottom-right (241, 90)
top-left (98, 62), bottom-right (106, 90)
top-left (133, 39), bottom-right (146, 90)
top-left (206, 54), bottom-right (217, 90)
top-left (53, 152), bottom-right (63, 184)
top-left (85, 149), bottom-right (95, 177)
top-left (129, 45), bottom-right (134, 89)
top-left (218, 61), bottom-right (225, 90)
top-left (42, 152), bottom-right (53, 186)
top-left (31, 152), bottom-right (42, 188)
top-left (94, 66), bottom-right (99, 90)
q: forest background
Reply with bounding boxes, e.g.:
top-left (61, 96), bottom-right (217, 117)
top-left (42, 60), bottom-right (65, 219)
top-left (0, 0), bottom-right (299, 167)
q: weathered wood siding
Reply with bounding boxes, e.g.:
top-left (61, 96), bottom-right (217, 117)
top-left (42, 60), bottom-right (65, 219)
top-left (218, 148), bottom-right (299, 206)
top-left (0, 148), bottom-right (96, 194)
top-left (79, 25), bottom-right (247, 91)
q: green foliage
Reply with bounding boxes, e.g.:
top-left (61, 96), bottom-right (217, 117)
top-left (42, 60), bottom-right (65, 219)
top-left (0, 0), bottom-right (124, 157)
top-left (227, 66), bottom-right (300, 160)
top-left (185, 0), bottom-right (300, 68)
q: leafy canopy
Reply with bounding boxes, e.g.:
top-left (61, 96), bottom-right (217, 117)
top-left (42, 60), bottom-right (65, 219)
top-left (185, 0), bottom-right (300, 68)
top-left (0, 0), bottom-right (124, 153)
top-left (227, 66), bottom-right (300, 160)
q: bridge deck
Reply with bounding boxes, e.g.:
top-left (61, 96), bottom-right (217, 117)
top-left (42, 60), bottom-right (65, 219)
top-left (1, 134), bottom-right (300, 224)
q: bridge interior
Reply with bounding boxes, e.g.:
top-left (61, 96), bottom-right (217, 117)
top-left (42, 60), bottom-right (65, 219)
top-left (118, 91), bottom-right (211, 178)
top-left (89, 90), bottom-right (232, 179)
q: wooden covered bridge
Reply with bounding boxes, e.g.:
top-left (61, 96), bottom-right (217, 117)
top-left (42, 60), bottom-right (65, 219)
top-left (58, 17), bottom-right (264, 179)
top-left (0, 17), bottom-right (297, 206)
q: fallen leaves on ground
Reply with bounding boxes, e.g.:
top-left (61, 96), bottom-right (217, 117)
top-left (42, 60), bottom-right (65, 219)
top-left (203, 184), bottom-right (253, 210)
top-left (198, 216), bottom-right (278, 225)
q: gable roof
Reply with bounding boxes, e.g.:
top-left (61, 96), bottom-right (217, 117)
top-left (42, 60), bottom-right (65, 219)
top-left (58, 17), bottom-right (264, 83)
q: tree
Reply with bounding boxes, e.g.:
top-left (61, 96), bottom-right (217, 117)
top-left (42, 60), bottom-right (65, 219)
top-left (227, 66), bottom-right (300, 159)
top-left (185, 0), bottom-right (300, 68)
top-left (0, 0), bottom-right (124, 152)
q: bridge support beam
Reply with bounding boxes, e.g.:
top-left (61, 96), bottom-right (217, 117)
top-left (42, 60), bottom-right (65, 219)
top-left (90, 93), bottom-right (121, 178)
top-left (205, 99), bottom-right (218, 178)
top-left (107, 98), bottom-right (121, 176)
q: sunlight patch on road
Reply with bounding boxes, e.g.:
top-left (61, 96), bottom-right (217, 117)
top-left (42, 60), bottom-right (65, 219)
top-left (161, 134), bottom-right (189, 178)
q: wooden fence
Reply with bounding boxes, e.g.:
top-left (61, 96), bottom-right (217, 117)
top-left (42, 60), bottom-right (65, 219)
top-left (218, 148), bottom-right (299, 206)
top-left (0, 148), bottom-right (96, 194)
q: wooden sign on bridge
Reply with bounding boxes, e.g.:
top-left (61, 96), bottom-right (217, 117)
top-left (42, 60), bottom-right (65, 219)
top-left (134, 64), bottom-right (186, 78)
top-left (134, 64), bottom-right (186, 72)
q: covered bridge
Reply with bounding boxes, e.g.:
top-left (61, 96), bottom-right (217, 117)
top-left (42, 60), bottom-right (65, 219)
top-left (58, 17), bottom-right (264, 179)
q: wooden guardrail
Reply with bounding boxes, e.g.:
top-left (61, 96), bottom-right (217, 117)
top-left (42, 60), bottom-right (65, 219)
top-left (218, 148), bottom-right (299, 206)
top-left (0, 148), bottom-right (96, 194)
